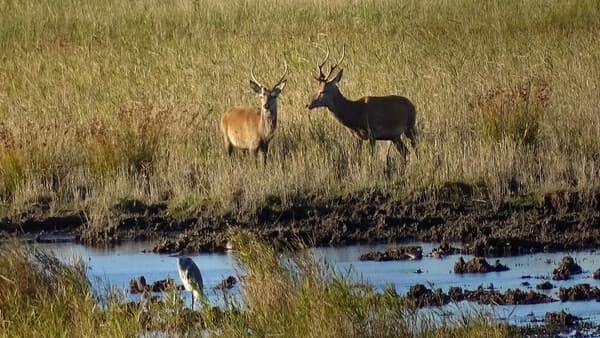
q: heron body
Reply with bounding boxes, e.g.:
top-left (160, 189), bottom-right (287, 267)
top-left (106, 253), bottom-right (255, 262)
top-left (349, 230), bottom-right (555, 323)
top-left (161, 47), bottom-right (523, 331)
top-left (177, 257), bottom-right (204, 309)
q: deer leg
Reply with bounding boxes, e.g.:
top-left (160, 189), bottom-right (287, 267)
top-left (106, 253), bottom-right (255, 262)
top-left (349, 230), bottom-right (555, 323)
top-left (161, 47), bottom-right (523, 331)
top-left (384, 141), bottom-right (395, 179)
top-left (392, 137), bottom-right (409, 160)
top-left (225, 140), bottom-right (233, 157)
top-left (368, 138), bottom-right (376, 157)
top-left (405, 127), bottom-right (418, 159)
top-left (261, 144), bottom-right (269, 167)
top-left (250, 149), bottom-right (259, 167)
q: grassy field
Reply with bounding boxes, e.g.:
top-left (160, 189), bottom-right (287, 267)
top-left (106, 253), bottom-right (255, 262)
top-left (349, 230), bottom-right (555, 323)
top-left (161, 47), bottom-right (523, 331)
top-left (0, 231), bottom-right (510, 337)
top-left (1, 0), bottom-right (599, 223)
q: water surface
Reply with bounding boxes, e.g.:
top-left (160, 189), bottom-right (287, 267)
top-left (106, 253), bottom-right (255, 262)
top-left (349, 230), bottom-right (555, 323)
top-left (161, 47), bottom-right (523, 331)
top-left (40, 241), bottom-right (600, 325)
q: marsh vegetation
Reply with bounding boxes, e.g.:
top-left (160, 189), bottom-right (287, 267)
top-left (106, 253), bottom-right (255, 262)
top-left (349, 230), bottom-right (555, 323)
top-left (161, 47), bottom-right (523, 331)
top-left (0, 0), bottom-right (599, 230)
top-left (0, 232), bottom-right (511, 337)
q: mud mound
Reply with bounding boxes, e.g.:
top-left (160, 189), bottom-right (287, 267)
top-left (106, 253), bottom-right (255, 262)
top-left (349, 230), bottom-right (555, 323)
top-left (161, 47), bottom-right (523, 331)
top-left (536, 281), bottom-right (554, 290)
top-left (213, 276), bottom-right (237, 290)
top-left (558, 284), bottom-right (600, 301)
top-left (544, 310), bottom-right (579, 329)
top-left (408, 284), bottom-right (553, 307)
top-left (406, 284), bottom-right (448, 306)
top-left (453, 257), bottom-right (509, 273)
top-left (430, 242), bottom-right (460, 258)
top-left (129, 276), bottom-right (179, 293)
top-left (455, 286), bottom-right (553, 305)
top-left (359, 246), bottom-right (422, 261)
top-left (552, 256), bottom-right (582, 280)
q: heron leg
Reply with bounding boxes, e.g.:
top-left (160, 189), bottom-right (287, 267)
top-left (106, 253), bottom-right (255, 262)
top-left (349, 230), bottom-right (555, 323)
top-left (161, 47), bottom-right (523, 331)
top-left (191, 293), bottom-right (195, 310)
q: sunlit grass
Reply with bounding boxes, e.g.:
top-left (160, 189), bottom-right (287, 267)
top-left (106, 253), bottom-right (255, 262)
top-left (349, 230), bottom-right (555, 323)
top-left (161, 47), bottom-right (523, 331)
top-left (0, 0), bottom-right (599, 221)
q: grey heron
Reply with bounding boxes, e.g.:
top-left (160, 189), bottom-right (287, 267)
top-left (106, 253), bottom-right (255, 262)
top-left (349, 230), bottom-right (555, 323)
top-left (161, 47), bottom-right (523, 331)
top-left (177, 257), bottom-right (204, 309)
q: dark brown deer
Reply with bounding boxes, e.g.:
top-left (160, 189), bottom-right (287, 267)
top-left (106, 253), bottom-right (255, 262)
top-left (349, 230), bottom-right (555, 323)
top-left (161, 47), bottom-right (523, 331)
top-left (307, 46), bottom-right (417, 159)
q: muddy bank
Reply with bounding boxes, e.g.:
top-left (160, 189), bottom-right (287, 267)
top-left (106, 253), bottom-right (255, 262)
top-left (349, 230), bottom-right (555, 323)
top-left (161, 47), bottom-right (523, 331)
top-left (405, 283), bottom-right (554, 307)
top-left (2, 188), bottom-right (600, 254)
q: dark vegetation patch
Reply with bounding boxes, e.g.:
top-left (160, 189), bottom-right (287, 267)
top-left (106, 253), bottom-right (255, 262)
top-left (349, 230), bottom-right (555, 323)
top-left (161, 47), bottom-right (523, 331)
top-left (2, 188), bottom-right (600, 255)
top-left (359, 246), bottom-right (422, 261)
top-left (453, 257), bottom-right (509, 273)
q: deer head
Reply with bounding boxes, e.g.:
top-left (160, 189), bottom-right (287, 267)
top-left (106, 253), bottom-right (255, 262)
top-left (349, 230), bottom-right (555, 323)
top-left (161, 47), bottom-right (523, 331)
top-left (307, 45), bottom-right (346, 110)
top-left (249, 62), bottom-right (288, 112)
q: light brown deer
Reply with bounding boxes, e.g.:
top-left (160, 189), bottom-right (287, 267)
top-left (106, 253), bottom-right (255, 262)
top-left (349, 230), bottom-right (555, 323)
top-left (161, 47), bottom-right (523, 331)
top-left (306, 46), bottom-right (417, 159)
top-left (220, 62), bottom-right (287, 165)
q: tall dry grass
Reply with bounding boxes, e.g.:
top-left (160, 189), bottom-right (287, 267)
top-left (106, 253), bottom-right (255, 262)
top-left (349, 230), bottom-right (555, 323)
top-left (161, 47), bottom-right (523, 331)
top-left (0, 0), bottom-right (599, 222)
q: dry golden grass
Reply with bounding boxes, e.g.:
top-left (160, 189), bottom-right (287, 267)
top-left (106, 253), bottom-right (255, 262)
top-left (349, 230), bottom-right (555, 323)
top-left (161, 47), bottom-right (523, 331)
top-left (0, 0), bottom-right (599, 221)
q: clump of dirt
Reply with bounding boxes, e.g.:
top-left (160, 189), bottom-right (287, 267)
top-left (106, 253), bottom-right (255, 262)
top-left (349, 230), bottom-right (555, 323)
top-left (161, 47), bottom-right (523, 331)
top-left (536, 281), bottom-right (554, 290)
top-left (552, 256), bottom-right (582, 280)
top-left (592, 268), bottom-right (600, 280)
top-left (213, 276), bottom-right (237, 290)
top-left (430, 242), bottom-right (460, 258)
top-left (456, 286), bottom-right (553, 305)
top-left (558, 284), bottom-right (600, 301)
top-left (408, 284), bottom-right (553, 307)
top-left (129, 276), bottom-right (179, 294)
top-left (544, 310), bottom-right (579, 329)
top-left (359, 246), bottom-right (422, 261)
top-left (405, 284), bottom-right (448, 306)
top-left (453, 256), bottom-right (509, 273)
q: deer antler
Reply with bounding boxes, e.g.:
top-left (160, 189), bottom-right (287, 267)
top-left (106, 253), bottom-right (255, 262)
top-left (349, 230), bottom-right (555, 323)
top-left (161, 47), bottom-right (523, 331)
top-left (325, 44), bottom-right (346, 81)
top-left (274, 61), bottom-right (288, 88)
top-left (250, 63), bottom-right (265, 89)
top-left (315, 45), bottom-right (330, 81)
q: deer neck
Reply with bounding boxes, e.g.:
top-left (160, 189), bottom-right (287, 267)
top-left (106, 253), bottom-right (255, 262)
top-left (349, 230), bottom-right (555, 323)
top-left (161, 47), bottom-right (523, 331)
top-left (327, 88), bottom-right (364, 129)
top-left (259, 106), bottom-right (277, 141)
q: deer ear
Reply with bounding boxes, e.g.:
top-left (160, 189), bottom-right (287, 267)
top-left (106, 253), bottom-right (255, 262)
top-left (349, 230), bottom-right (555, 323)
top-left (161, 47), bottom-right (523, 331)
top-left (249, 80), bottom-right (262, 94)
top-left (330, 69), bottom-right (343, 85)
top-left (271, 80), bottom-right (286, 96)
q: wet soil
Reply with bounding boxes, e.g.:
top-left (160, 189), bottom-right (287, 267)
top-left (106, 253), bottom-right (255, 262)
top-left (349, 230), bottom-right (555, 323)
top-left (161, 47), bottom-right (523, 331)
top-left (558, 284), bottom-right (600, 301)
top-left (536, 281), bottom-right (554, 290)
top-left (359, 246), bottom-right (422, 261)
top-left (405, 283), bottom-right (554, 307)
top-left (552, 256), bottom-right (583, 280)
top-left (213, 276), bottom-right (237, 290)
top-left (453, 257), bottom-right (509, 273)
top-left (129, 276), bottom-right (181, 294)
top-left (2, 188), bottom-right (600, 255)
